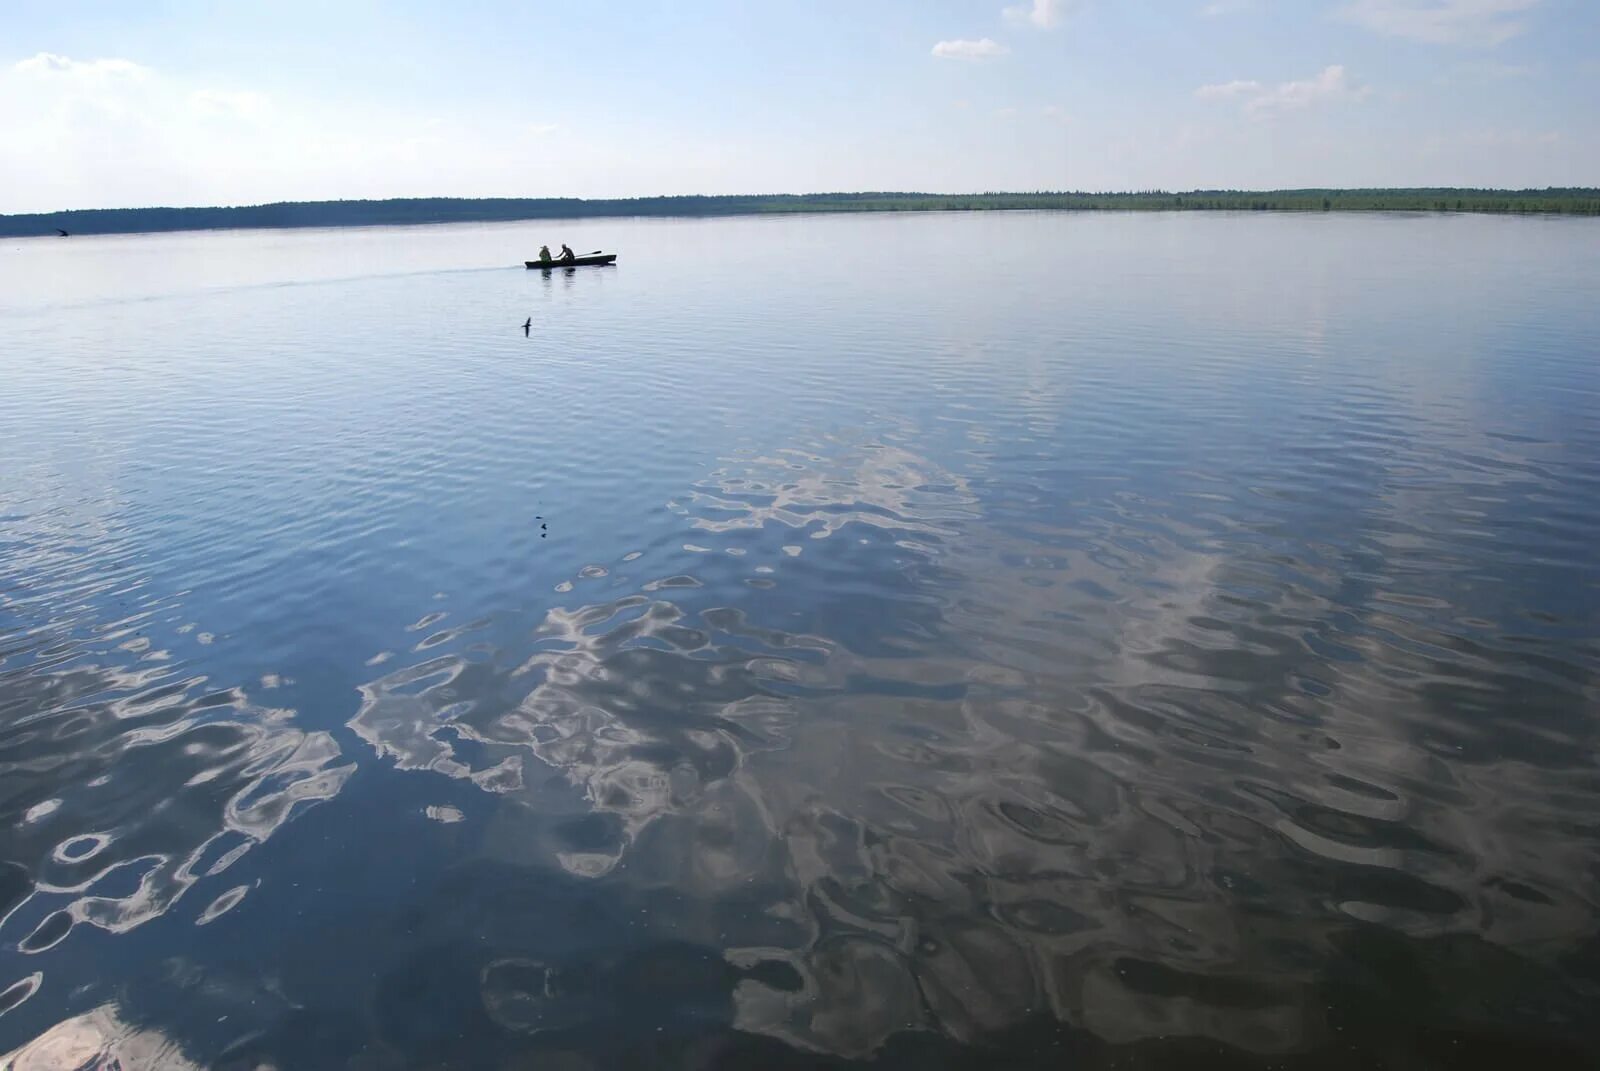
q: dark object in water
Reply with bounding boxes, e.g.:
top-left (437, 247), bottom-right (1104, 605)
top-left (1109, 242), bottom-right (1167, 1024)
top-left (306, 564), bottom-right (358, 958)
top-left (526, 254), bottom-right (617, 269)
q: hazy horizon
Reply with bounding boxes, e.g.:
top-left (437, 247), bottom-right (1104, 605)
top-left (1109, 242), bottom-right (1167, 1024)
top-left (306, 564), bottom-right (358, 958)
top-left (3, 1), bottom-right (1597, 214)
top-left (10, 185), bottom-right (1600, 221)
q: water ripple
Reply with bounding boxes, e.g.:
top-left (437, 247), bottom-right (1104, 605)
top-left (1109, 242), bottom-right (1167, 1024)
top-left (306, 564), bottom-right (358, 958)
top-left (3, 212), bottom-right (1598, 1066)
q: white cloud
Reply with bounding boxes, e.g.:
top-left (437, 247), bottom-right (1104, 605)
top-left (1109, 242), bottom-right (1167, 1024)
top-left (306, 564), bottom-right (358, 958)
top-left (1248, 65), bottom-right (1362, 117)
top-left (931, 38), bottom-right (1010, 60)
top-left (1003, 0), bottom-right (1074, 29)
top-left (1201, 0), bottom-right (1253, 14)
top-left (9, 52), bottom-right (158, 127)
top-left (1, 51), bottom-right (770, 213)
top-left (1250, 65), bottom-right (1364, 117)
top-left (13, 52), bottom-right (151, 81)
top-left (189, 89), bottom-right (273, 120)
top-left (1195, 79), bottom-right (1263, 98)
top-left (0, 51), bottom-right (566, 212)
top-left (1196, 65), bottom-right (1365, 119)
top-left (1334, 0), bottom-right (1540, 46)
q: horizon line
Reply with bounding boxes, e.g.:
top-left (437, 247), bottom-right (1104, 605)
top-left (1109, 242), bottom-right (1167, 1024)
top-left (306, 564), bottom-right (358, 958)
top-left (7, 186), bottom-right (1600, 219)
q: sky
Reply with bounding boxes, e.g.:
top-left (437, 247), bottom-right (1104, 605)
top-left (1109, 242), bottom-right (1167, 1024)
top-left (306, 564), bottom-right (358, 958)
top-left (2, 0), bottom-right (1596, 212)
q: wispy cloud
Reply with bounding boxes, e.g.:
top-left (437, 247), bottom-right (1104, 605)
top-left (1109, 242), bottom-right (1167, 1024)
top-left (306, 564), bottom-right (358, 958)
top-left (1456, 59), bottom-right (1537, 78)
top-left (932, 38), bottom-right (1010, 60)
top-left (1195, 79), bottom-right (1263, 98)
top-left (14, 52), bottom-right (151, 82)
top-left (189, 89), bottom-right (272, 120)
top-left (1003, 0), bottom-right (1074, 29)
top-left (1334, 0), bottom-right (1540, 46)
top-left (1196, 65), bottom-right (1365, 119)
top-left (0, 50), bottom-right (586, 214)
top-left (1200, 0), bottom-right (1253, 15)
top-left (11, 52), bottom-right (157, 124)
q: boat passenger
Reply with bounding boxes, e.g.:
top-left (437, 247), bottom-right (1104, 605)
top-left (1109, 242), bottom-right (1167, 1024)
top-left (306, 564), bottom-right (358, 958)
top-left (538, 244), bottom-right (553, 264)
top-left (559, 243), bottom-right (576, 263)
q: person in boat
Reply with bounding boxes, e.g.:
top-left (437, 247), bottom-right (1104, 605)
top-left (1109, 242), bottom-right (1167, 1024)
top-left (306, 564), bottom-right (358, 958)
top-left (558, 243), bottom-right (576, 263)
top-left (538, 244), bottom-right (553, 264)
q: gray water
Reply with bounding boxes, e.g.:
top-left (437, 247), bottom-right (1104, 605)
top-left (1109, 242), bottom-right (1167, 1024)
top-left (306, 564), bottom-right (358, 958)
top-left (1, 210), bottom-right (1598, 1068)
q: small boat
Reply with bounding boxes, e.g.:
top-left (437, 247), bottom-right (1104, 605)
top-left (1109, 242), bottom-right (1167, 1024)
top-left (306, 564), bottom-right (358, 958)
top-left (525, 253), bottom-right (617, 269)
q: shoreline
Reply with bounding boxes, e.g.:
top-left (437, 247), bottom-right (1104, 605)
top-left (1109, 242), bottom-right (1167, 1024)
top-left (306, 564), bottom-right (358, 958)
top-left (4, 188), bottom-right (1599, 239)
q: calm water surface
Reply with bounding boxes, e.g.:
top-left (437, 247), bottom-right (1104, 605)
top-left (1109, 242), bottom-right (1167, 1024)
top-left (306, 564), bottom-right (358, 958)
top-left (2, 212), bottom-right (1598, 1068)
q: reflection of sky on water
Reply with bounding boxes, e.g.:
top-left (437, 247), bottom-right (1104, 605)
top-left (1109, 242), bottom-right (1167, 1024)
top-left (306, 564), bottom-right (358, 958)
top-left (0, 551), bottom-right (354, 936)
top-left (2, 1004), bottom-right (200, 1071)
top-left (3, 212), bottom-right (1597, 1066)
top-left (343, 416), bottom-right (1600, 1056)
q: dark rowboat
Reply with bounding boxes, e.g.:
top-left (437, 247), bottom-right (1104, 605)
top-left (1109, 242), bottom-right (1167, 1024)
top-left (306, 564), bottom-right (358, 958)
top-left (525, 254), bottom-right (617, 269)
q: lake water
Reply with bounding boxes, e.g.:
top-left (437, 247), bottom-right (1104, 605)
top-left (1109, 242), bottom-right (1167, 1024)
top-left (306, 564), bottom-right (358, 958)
top-left (2, 210), bottom-right (1598, 1068)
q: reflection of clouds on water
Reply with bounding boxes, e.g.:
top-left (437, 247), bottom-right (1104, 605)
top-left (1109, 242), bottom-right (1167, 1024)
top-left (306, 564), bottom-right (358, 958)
top-left (0, 658), bottom-right (352, 946)
top-left (349, 651), bottom-right (528, 792)
top-left (346, 430), bottom-right (1600, 1059)
top-left (0, 1004), bottom-right (200, 1071)
top-left (5, 214), bottom-right (1596, 1068)
top-left (926, 402), bottom-right (1600, 1040)
top-left (679, 443), bottom-right (976, 544)
top-left (0, 471), bottom-right (357, 959)
top-left (496, 599), bottom-right (819, 876)
top-left (0, 952), bottom-right (305, 1071)
top-left (350, 435), bottom-right (970, 885)
top-left (0, 600), bottom-right (352, 1064)
top-left (352, 592), bottom-right (825, 878)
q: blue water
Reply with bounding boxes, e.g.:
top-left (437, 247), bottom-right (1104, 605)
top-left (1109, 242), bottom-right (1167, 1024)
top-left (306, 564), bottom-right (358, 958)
top-left (2, 210), bottom-right (1598, 1067)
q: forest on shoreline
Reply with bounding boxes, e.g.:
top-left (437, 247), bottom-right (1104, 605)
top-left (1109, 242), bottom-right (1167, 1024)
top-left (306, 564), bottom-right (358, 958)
top-left (4, 188), bottom-right (1598, 238)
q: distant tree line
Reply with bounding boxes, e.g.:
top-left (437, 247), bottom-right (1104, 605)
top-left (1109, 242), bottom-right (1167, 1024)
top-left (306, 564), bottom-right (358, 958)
top-left (3, 188), bottom-right (1597, 237)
